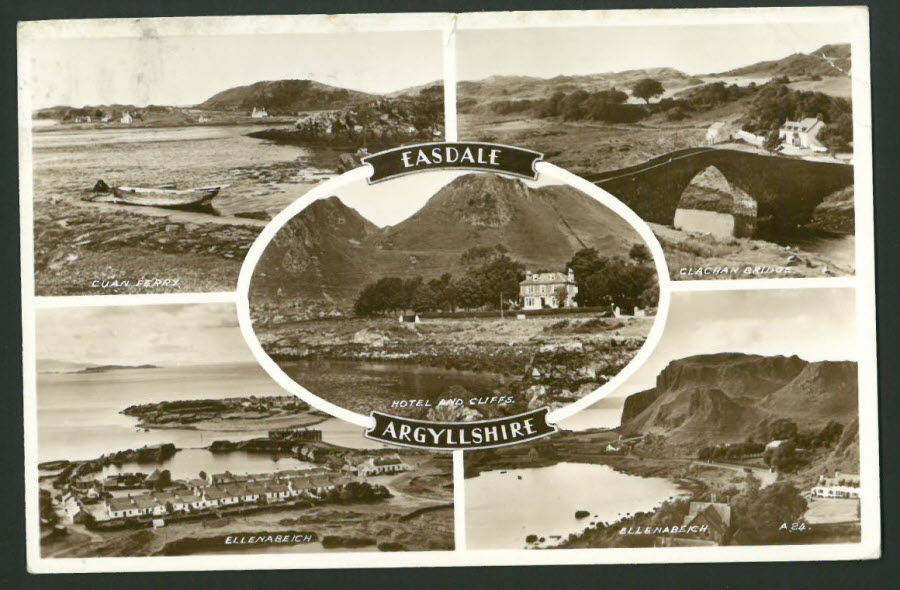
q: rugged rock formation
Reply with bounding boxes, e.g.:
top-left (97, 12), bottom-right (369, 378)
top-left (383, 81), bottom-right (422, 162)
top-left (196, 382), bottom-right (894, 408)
top-left (620, 353), bottom-right (857, 447)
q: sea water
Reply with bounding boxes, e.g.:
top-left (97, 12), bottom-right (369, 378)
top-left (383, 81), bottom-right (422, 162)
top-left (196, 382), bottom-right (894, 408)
top-left (465, 462), bottom-right (688, 549)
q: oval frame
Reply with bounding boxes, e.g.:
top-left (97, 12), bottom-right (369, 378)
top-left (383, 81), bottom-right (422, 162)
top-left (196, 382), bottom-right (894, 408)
top-left (236, 160), bottom-right (671, 430)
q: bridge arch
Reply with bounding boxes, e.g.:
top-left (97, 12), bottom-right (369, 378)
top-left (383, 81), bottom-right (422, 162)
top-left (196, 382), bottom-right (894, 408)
top-left (673, 165), bottom-right (758, 238)
top-left (587, 148), bottom-right (854, 236)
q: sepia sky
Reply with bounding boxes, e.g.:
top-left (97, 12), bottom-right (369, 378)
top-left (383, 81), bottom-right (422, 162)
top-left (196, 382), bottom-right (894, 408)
top-left (26, 31), bottom-right (443, 109)
top-left (335, 168), bottom-right (563, 228)
top-left (36, 304), bottom-right (253, 367)
top-left (594, 286), bottom-right (857, 406)
top-left (458, 23), bottom-right (851, 81)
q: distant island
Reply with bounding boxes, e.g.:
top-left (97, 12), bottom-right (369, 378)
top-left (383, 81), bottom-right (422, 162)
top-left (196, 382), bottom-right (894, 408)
top-left (36, 359), bottom-right (159, 374)
top-left (77, 364), bottom-right (159, 374)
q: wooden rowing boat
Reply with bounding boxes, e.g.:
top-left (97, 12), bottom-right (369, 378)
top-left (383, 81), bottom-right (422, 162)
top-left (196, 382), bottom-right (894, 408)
top-left (109, 184), bottom-right (228, 209)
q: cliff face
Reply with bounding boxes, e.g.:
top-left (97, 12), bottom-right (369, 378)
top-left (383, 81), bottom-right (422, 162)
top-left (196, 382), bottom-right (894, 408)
top-left (621, 353), bottom-right (857, 447)
top-left (621, 387), bottom-right (662, 424)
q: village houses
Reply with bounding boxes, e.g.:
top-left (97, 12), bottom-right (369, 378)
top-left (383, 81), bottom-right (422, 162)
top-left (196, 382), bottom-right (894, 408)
top-left (811, 471), bottom-right (860, 499)
top-left (778, 117), bottom-right (827, 152)
top-left (251, 107), bottom-right (269, 118)
top-left (519, 269), bottom-right (578, 311)
top-left (343, 454), bottom-right (411, 477)
top-left (93, 467), bottom-right (360, 522)
top-left (705, 121), bottom-right (737, 145)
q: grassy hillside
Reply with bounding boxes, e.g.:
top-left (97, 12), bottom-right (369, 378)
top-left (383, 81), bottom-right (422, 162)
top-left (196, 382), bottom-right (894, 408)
top-left (709, 44), bottom-right (851, 79)
top-left (198, 79), bottom-right (375, 114)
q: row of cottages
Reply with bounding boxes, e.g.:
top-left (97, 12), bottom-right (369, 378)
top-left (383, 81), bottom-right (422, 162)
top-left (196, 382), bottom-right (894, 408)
top-left (343, 454), bottom-right (411, 477)
top-left (202, 466), bottom-right (330, 487)
top-left (105, 473), bottom-right (355, 520)
top-left (251, 107), bottom-right (269, 118)
top-left (811, 471), bottom-right (861, 499)
top-left (519, 269), bottom-right (578, 311)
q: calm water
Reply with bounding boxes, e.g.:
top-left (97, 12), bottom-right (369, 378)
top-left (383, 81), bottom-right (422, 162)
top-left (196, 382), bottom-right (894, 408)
top-left (282, 358), bottom-right (508, 407)
top-left (558, 408), bottom-right (623, 431)
top-left (31, 124), bottom-right (334, 218)
top-left (674, 208), bottom-right (735, 238)
top-left (674, 208), bottom-right (855, 267)
top-left (36, 362), bottom-right (378, 463)
top-left (757, 224), bottom-right (856, 269)
top-left (466, 462), bottom-right (687, 549)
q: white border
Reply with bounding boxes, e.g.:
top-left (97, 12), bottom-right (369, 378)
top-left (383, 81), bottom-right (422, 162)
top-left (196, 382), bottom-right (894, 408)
top-left (20, 7), bottom-right (880, 573)
top-left (233, 161), bottom-right (671, 430)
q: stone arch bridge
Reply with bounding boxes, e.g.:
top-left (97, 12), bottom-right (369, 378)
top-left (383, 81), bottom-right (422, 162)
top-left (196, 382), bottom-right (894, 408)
top-left (584, 147), bottom-right (854, 231)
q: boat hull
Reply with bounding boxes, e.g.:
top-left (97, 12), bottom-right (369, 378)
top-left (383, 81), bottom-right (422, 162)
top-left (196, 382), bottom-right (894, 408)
top-left (111, 186), bottom-right (222, 209)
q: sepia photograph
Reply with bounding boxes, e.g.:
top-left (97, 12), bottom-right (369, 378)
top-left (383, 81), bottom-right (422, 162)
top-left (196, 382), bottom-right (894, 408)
top-left (23, 24), bottom-right (445, 295)
top-left (465, 287), bottom-right (860, 549)
top-left (456, 22), bottom-right (857, 280)
top-left (35, 303), bottom-right (454, 557)
top-left (248, 169), bottom-right (662, 421)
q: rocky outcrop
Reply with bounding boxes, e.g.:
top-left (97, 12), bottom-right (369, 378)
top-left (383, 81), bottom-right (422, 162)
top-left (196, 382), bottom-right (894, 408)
top-left (621, 353), bottom-right (858, 447)
top-left (621, 387), bottom-right (662, 424)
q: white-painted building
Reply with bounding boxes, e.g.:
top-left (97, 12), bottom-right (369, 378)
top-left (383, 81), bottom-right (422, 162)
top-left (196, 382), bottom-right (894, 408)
top-left (811, 471), bottom-right (860, 499)
top-left (779, 117), bottom-right (827, 152)
top-left (520, 269), bottom-right (578, 311)
top-left (706, 121), bottom-right (737, 145)
top-left (251, 107), bottom-right (269, 118)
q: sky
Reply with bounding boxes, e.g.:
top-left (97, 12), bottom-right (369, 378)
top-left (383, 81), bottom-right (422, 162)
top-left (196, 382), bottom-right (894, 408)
top-left (561, 286), bottom-right (857, 430)
top-left (594, 286), bottom-right (856, 404)
top-left (457, 22), bottom-right (850, 80)
top-left (27, 30), bottom-right (443, 109)
top-left (36, 303), bottom-right (254, 367)
top-left (334, 167), bottom-right (564, 228)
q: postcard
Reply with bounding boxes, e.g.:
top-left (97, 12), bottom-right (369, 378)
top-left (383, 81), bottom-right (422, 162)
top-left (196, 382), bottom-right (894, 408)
top-left (19, 7), bottom-right (879, 573)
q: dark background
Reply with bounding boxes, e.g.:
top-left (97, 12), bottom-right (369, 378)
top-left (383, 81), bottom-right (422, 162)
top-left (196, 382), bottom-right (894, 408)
top-left (1, 0), bottom-right (897, 587)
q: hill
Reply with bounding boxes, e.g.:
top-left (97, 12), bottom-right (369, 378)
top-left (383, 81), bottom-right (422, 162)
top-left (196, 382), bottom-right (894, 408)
top-left (198, 79), bottom-right (375, 113)
top-left (709, 43), bottom-right (851, 79)
top-left (620, 353), bottom-right (858, 448)
top-left (252, 196), bottom-right (379, 307)
top-left (458, 68), bottom-right (705, 104)
top-left (251, 174), bottom-right (645, 313)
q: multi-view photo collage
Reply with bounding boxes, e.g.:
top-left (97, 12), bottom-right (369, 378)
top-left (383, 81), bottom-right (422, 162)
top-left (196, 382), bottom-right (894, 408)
top-left (19, 8), bottom-right (878, 572)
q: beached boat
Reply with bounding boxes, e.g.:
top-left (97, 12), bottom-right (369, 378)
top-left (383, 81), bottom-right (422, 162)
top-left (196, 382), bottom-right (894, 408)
top-left (109, 184), bottom-right (227, 209)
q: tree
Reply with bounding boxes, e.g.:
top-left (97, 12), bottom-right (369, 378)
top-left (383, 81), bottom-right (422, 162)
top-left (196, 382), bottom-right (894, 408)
top-left (455, 276), bottom-right (483, 310)
top-left (731, 476), bottom-right (807, 544)
top-left (474, 254), bottom-right (524, 309)
top-left (632, 78), bottom-right (665, 105)
top-left (629, 243), bottom-right (652, 264)
top-left (411, 282), bottom-right (438, 312)
top-left (763, 129), bottom-right (781, 152)
top-left (819, 112), bottom-right (853, 153)
top-left (764, 441), bottom-right (799, 472)
top-left (199, 470), bottom-right (207, 480)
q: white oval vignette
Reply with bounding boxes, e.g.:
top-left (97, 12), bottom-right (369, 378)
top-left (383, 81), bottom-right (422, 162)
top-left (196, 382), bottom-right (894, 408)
top-left (235, 159), bottom-right (671, 432)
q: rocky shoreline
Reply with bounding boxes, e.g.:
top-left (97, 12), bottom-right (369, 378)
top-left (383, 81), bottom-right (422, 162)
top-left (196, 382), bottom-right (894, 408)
top-left (255, 314), bottom-right (652, 419)
top-left (34, 196), bottom-right (265, 295)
